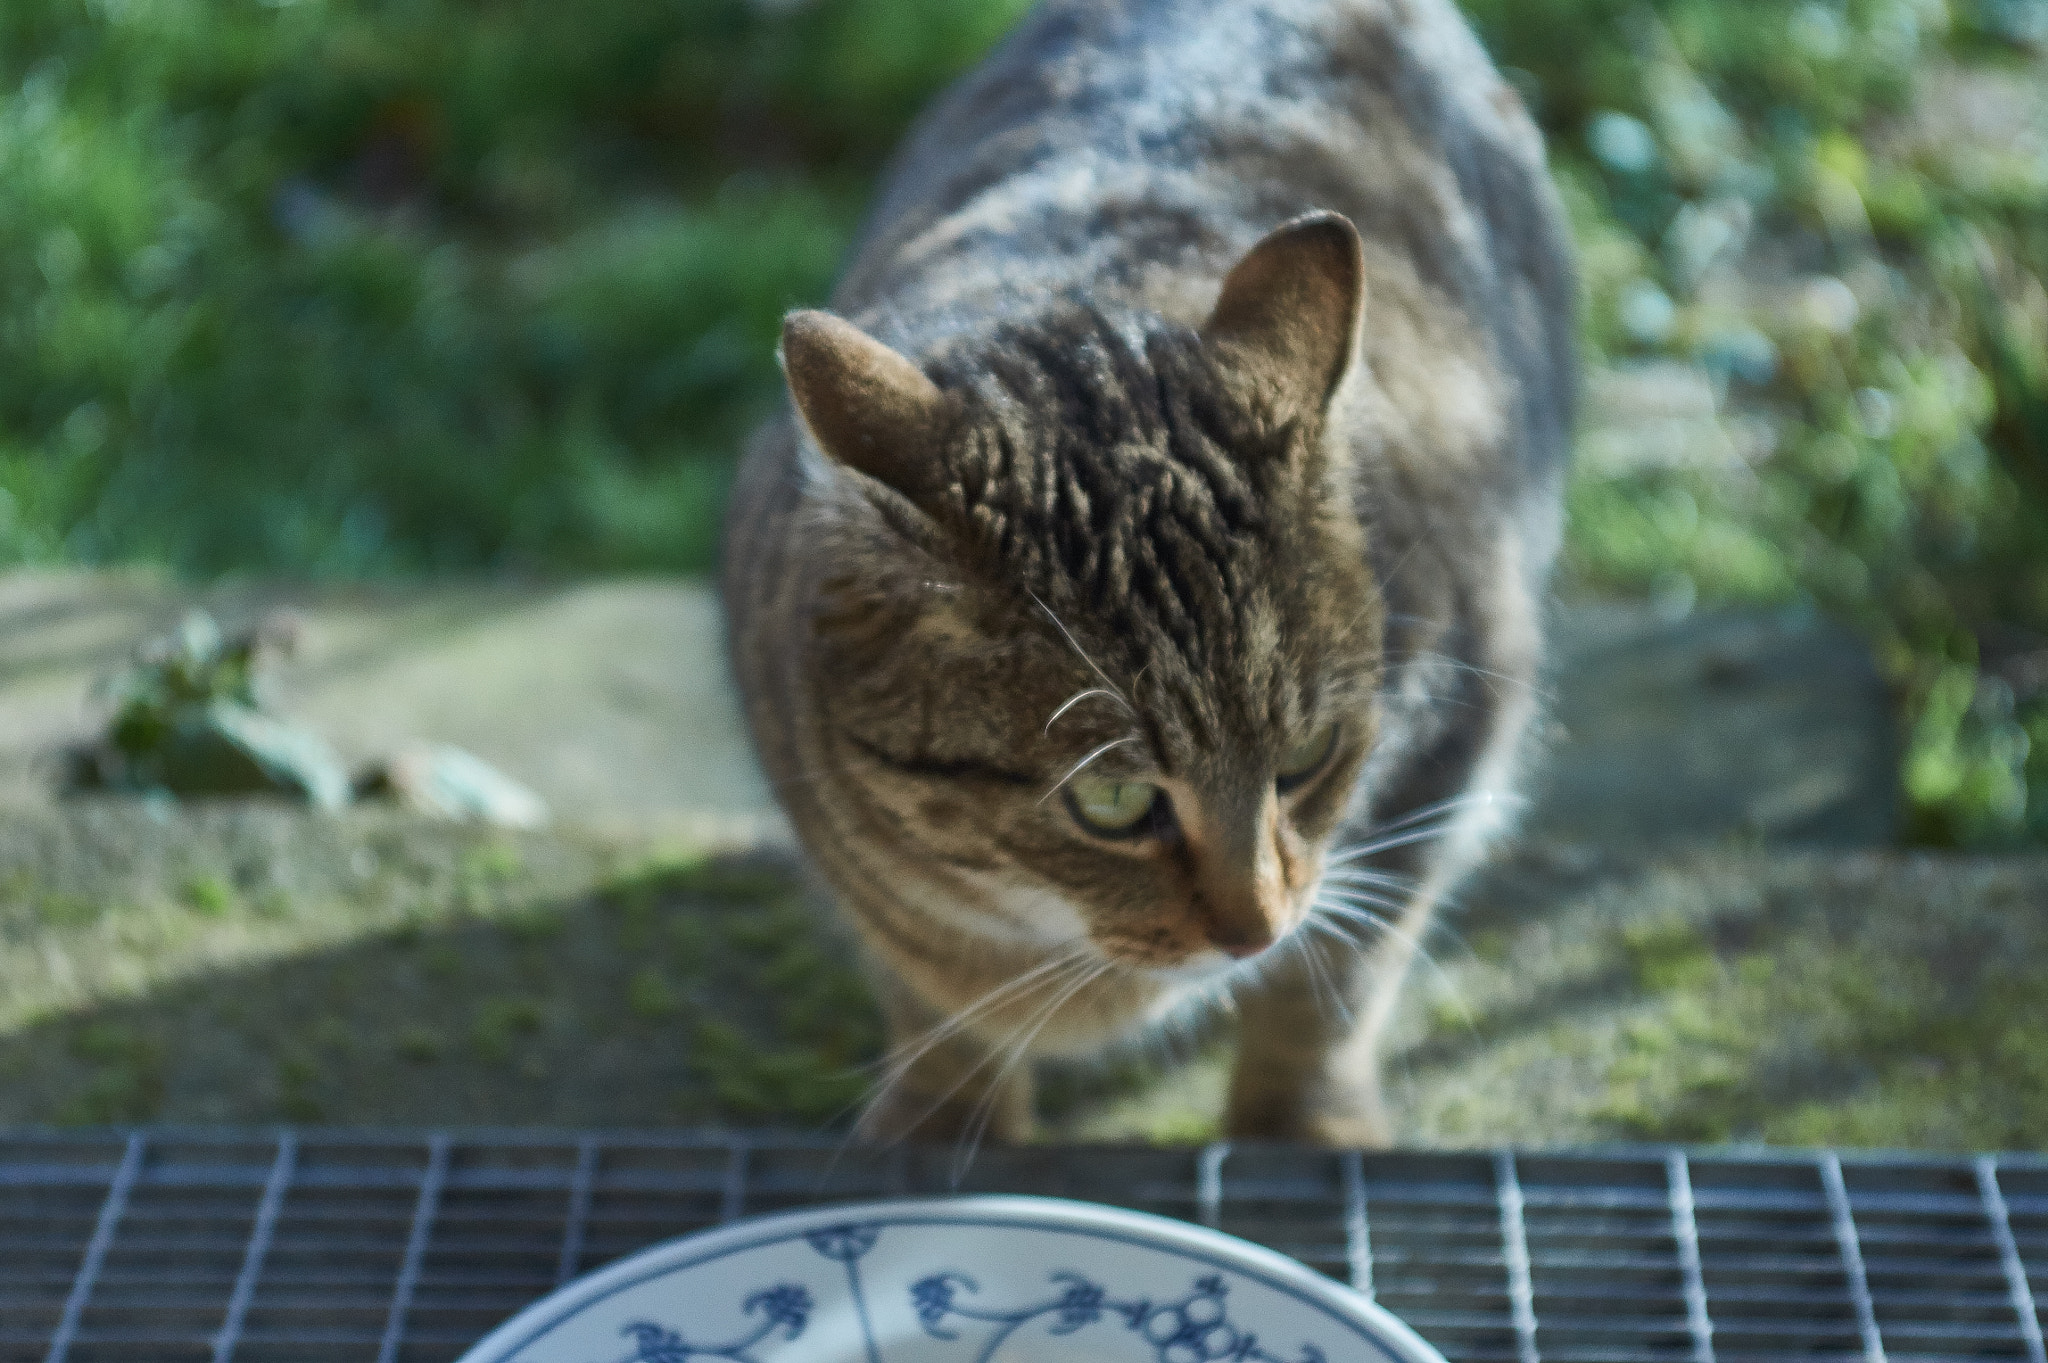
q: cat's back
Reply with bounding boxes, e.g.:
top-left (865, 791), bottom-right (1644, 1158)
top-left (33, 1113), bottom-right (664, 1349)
top-left (851, 0), bottom-right (1536, 255)
top-left (727, 0), bottom-right (1578, 712)
top-left (834, 0), bottom-right (1574, 488)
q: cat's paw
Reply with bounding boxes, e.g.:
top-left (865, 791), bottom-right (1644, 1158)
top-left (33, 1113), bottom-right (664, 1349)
top-left (1299, 1109), bottom-right (1395, 1149)
top-left (1224, 1082), bottom-right (1393, 1148)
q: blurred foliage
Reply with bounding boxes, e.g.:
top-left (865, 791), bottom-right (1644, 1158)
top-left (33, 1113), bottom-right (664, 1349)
top-left (2, 0), bottom-right (2046, 844)
top-left (65, 607), bottom-right (354, 807)
top-left (0, 0), bottom-right (1028, 573)
top-left (1461, 0), bottom-right (2048, 847)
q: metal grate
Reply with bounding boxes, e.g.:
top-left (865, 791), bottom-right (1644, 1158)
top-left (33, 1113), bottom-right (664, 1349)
top-left (2, 1132), bottom-right (2042, 1363)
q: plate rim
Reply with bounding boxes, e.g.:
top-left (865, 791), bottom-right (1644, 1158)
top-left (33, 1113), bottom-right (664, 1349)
top-left (455, 1193), bottom-right (1448, 1363)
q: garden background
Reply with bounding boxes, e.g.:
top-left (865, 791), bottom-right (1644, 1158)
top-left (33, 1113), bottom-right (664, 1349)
top-left (1, 0), bottom-right (2045, 1146)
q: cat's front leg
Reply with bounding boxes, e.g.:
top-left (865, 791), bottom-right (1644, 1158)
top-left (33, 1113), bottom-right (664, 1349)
top-left (1224, 943), bottom-right (1392, 1146)
top-left (1223, 893), bottom-right (1444, 1147)
top-left (855, 977), bottom-right (1035, 1145)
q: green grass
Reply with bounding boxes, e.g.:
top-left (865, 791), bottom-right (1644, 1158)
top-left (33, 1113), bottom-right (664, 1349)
top-left (1461, 0), bottom-right (2048, 846)
top-left (1387, 846), bottom-right (2048, 1150)
top-left (13, 803), bottom-right (2043, 1145)
top-left (0, 805), bottom-right (882, 1127)
top-left (2, 0), bottom-right (2046, 843)
top-left (0, 0), bottom-right (1030, 574)
top-left (1486, 0), bottom-right (2048, 847)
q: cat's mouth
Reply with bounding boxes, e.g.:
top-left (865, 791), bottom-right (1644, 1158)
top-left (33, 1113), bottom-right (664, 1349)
top-left (1113, 910), bottom-right (1316, 984)
top-left (1135, 953), bottom-right (1235, 984)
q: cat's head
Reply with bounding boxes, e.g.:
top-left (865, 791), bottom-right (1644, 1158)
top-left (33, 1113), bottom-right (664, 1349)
top-left (780, 213), bottom-right (1382, 977)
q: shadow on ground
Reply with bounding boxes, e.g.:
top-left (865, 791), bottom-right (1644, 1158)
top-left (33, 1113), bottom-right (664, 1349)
top-left (4, 801), bottom-right (2047, 1149)
top-left (0, 807), bottom-right (878, 1130)
top-left (1380, 844), bottom-right (2048, 1150)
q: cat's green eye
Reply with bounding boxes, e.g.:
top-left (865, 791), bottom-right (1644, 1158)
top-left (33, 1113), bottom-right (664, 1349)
top-left (1065, 777), bottom-right (1162, 836)
top-left (1276, 723), bottom-right (1339, 791)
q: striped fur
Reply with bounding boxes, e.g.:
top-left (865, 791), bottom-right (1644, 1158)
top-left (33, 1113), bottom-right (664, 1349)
top-left (722, 0), bottom-right (1575, 1144)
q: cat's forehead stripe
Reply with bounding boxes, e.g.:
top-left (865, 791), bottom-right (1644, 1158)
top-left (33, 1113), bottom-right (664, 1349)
top-left (936, 308), bottom-right (1289, 675)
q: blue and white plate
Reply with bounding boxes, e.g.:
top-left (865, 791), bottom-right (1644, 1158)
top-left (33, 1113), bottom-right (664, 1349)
top-left (458, 1195), bottom-right (1447, 1363)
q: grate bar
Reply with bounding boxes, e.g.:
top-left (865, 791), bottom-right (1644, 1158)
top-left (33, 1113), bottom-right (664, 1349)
top-left (1494, 1149), bottom-right (1539, 1363)
top-left (1665, 1149), bottom-right (1715, 1363)
top-left (1819, 1150), bottom-right (1887, 1363)
top-left (1977, 1155), bottom-right (2047, 1363)
top-left (720, 1140), bottom-right (750, 1224)
top-left (1343, 1149), bottom-right (1375, 1301)
top-left (1197, 1141), bottom-right (1229, 1229)
top-left (377, 1134), bottom-right (451, 1363)
top-left (41, 1132), bottom-right (145, 1363)
top-left (14, 1158), bottom-right (2045, 1213)
top-left (9, 1134), bottom-right (2048, 1363)
top-left (554, 1137), bottom-right (600, 1288)
top-left (211, 1132), bottom-right (296, 1363)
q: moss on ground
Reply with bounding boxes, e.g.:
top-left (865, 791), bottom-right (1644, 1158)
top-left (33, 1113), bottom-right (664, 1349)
top-left (0, 802), bottom-right (879, 1128)
top-left (5, 802), bottom-right (2044, 1149)
top-left (1387, 847), bottom-right (2048, 1150)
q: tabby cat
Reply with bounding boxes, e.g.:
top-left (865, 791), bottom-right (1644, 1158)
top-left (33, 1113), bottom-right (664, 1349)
top-left (723, 0), bottom-right (1575, 1145)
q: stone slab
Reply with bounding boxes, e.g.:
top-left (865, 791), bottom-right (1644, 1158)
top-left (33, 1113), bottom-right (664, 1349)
top-left (0, 571), bottom-right (778, 838)
top-left (1529, 601), bottom-right (1898, 846)
top-left (0, 572), bottom-right (1896, 848)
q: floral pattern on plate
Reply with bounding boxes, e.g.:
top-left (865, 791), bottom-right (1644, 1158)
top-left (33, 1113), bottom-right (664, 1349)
top-left (457, 1197), bottom-right (1446, 1363)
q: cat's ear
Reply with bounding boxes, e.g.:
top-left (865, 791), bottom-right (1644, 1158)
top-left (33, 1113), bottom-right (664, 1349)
top-left (781, 310), bottom-right (948, 500)
top-left (1201, 212), bottom-right (1365, 419)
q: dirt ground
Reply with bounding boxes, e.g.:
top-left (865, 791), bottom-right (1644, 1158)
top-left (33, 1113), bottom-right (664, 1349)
top-left (1, 567), bottom-right (2042, 1150)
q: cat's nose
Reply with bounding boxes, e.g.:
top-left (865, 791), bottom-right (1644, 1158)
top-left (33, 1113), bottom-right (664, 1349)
top-left (1194, 789), bottom-right (1287, 959)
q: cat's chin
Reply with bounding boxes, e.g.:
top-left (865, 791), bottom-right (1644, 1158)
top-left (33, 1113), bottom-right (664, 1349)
top-left (1135, 951), bottom-right (1258, 989)
top-left (1125, 924), bottom-right (1327, 998)
top-left (1126, 952), bottom-right (1287, 1031)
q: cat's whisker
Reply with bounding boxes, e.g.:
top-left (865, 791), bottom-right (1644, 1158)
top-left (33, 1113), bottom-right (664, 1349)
top-left (1302, 933), bottom-right (1335, 1019)
top-left (1324, 806), bottom-right (1465, 862)
top-left (952, 959), bottom-right (1114, 1181)
top-left (1320, 869), bottom-right (1419, 896)
top-left (1310, 898), bottom-right (1474, 1028)
top-left (1291, 921), bottom-right (1352, 1029)
top-left (862, 951), bottom-right (1102, 1151)
top-left (1323, 861), bottom-right (1418, 885)
top-left (839, 945), bottom-right (1094, 1135)
top-left (862, 944), bottom-right (1090, 1081)
top-left (1321, 885), bottom-right (1476, 957)
top-left (1393, 647), bottom-right (1553, 702)
top-left (1043, 687), bottom-right (1123, 734)
top-left (1315, 879), bottom-right (1409, 910)
top-left (1028, 590), bottom-right (1135, 717)
top-left (948, 958), bottom-right (1111, 1172)
top-left (1038, 735), bottom-right (1138, 805)
top-left (1324, 815), bottom-right (1466, 864)
top-left (1317, 884), bottom-right (1446, 935)
top-left (1310, 894), bottom-right (1400, 935)
top-left (867, 950), bottom-right (1090, 1084)
top-left (1368, 790), bottom-right (1498, 837)
top-left (1269, 922), bottom-right (1323, 1017)
top-left (1318, 886), bottom-right (1416, 915)
top-left (1297, 919), bottom-right (1358, 1028)
top-left (955, 980), bottom-right (1106, 1177)
top-left (1374, 543), bottom-right (1431, 601)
